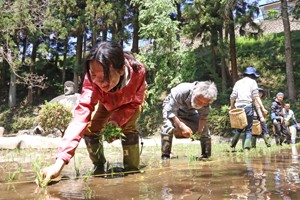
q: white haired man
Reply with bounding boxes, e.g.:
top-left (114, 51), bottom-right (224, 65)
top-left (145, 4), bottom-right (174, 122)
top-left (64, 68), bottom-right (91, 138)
top-left (161, 81), bottom-right (218, 160)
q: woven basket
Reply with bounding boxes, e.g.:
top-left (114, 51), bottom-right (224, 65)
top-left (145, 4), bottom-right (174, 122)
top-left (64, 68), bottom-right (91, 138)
top-left (252, 120), bottom-right (262, 135)
top-left (229, 108), bottom-right (247, 129)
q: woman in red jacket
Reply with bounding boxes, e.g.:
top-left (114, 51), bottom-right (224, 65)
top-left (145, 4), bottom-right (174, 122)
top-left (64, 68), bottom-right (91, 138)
top-left (41, 41), bottom-right (147, 182)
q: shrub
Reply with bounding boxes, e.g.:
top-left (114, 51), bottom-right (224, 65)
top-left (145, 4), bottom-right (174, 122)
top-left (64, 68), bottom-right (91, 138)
top-left (11, 117), bottom-right (36, 132)
top-left (208, 105), bottom-right (231, 135)
top-left (38, 101), bottom-right (72, 136)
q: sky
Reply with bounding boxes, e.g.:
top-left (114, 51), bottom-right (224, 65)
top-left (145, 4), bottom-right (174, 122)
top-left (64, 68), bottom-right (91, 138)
top-left (258, 0), bottom-right (268, 5)
top-left (255, 0), bottom-right (277, 6)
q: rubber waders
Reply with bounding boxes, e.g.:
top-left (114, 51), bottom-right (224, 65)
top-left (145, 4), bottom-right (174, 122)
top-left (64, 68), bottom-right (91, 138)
top-left (84, 136), bottom-right (106, 174)
top-left (200, 137), bottom-right (211, 158)
top-left (122, 133), bottom-right (140, 171)
top-left (161, 135), bottom-right (173, 159)
top-left (263, 134), bottom-right (271, 147)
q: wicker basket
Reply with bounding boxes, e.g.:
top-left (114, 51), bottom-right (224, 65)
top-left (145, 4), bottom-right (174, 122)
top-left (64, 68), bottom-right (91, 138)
top-left (252, 120), bottom-right (262, 135)
top-left (229, 108), bottom-right (248, 129)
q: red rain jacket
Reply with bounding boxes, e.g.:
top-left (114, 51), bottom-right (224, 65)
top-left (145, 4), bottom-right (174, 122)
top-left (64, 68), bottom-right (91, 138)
top-left (57, 63), bottom-right (146, 163)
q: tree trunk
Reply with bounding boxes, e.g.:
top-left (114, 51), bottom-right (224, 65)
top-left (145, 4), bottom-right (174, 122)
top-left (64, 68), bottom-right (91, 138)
top-left (7, 48), bottom-right (16, 108)
top-left (27, 40), bottom-right (39, 105)
top-left (131, 4), bottom-right (139, 53)
top-left (62, 37), bottom-right (68, 84)
top-left (219, 28), bottom-right (228, 93)
top-left (21, 36), bottom-right (27, 64)
top-left (92, 11), bottom-right (98, 46)
top-left (229, 10), bottom-right (238, 84)
top-left (75, 33), bottom-right (83, 93)
top-left (175, 1), bottom-right (182, 42)
top-left (9, 71), bottom-right (16, 108)
top-left (102, 23), bottom-right (108, 41)
top-left (281, 0), bottom-right (296, 100)
top-left (210, 28), bottom-right (218, 75)
top-left (30, 40), bottom-right (38, 73)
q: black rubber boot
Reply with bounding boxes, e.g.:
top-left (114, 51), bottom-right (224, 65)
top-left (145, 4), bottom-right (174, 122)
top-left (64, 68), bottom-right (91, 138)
top-left (200, 136), bottom-right (211, 158)
top-left (161, 135), bottom-right (173, 160)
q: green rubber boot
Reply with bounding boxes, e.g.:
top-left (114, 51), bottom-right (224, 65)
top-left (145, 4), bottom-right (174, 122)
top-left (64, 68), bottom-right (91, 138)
top-left (230, 130), bottom-right (241, 148)
top-left (123, 144), bottom-right (140, 171)
top-left (122, 133), bottom-right (140, 172)
top-left (244, 137), bottom-right (252, 150)
top-left (251, 136), bottom-right (257, 148)
top-left (242, 135), bottom-right (246, 148)
top-left (263, 134), bottom-right (271, 147)
top-left (84, 136), bottom-right (106, 174)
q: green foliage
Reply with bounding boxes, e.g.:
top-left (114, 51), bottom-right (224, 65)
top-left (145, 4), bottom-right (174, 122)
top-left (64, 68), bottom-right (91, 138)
top-left (138, 0), bottom-right (179, 50)
top-left (208, 105), bottom-right (231, 135)
top-left (267, 10), bottom-right (279, 19)
top-left (236, 32), bottom-right (290, 93)
top-left (0, 105), bottom-right (37, 133)
top-left (292, 0), bottom-right (300, 20)
top-left (38, 101), bottom-right (72, 135)
top-left (11, 117), bottom-right (36, 132)
top-left (101, 123), bottom-right (125, 142)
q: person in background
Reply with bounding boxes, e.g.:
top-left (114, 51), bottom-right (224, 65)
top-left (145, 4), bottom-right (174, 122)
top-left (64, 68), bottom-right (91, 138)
top-left (230, 66), bottom-right (268, 151)
top-left (283, 102), bottom-right (300, 144)
top-left (161, 81), bottom-right (218, 160)
top-left (270, 92), bottom-right (291, 145)
top-left (40, 41), bottom-right (147, 184)
top-left (252, 88), bottom-right (271, 148)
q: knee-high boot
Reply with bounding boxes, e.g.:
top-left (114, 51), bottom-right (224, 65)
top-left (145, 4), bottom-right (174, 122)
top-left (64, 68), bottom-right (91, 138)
top-left (263, 134), bottom-right (271, 147)
top-left (231, 130), bottom-right (241, 148)
top-left (200, 136), bottom-right (211, 158)
top-left (244, 137), bottom-right (252, 149)
top-left (161, 134), bottom-right (173, 159)
top-left (251, 136), bottom-right (257, 148)
top-left (122, 133), bottom-right (140, 171)
top-left (84, 136), bottom-right (106, 174)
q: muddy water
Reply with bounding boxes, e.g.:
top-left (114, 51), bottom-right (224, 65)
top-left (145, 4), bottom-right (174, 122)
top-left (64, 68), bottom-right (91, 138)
top-left (1, 145), bottom-right (300, 200)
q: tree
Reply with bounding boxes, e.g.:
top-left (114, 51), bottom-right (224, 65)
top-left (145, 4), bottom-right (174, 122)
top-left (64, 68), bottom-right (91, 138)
top-left (138, 0), bottom-right (179, 51)
top-left (281, 0), bottom-right (296, 100)
top-left (223, 0), bottom-right (261, 84)
top-left (182, 0), bottom-right (226, 89)
top-left (130, 0), bottom-right (140, 53)
top-left (0, 0), bottom-right (48, 107)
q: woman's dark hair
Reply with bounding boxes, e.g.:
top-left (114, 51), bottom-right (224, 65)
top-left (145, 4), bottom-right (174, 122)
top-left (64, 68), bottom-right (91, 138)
top-left (84, 41), bottom-right (141, 84)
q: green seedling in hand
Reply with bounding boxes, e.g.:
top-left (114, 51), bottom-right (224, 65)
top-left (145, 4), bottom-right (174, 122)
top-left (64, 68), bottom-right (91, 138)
top-left (190, 133), bottom-right (201, 141)
top-left (101, 123), bottom-right (125, 143)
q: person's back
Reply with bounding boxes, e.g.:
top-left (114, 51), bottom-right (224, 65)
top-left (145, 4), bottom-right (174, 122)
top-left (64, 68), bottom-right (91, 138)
top-left (229, 66), bottom-right (267, 151)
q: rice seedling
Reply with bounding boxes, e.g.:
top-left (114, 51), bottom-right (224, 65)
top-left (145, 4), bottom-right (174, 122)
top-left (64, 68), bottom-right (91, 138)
top-left (32, 157), bottom-right (49, 188)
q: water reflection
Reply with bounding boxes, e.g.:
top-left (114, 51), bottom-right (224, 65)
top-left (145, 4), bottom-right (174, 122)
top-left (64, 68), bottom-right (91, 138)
top-left (1, 146), bottom-right (300, 199)
top-left (161, 185), bottom-right (173, 200)
top-left (243, 154), bottom-right (271, 199)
